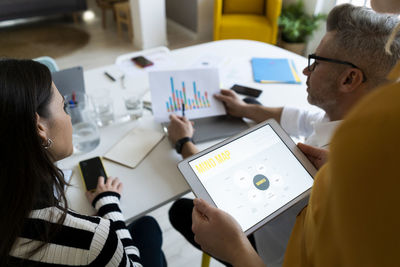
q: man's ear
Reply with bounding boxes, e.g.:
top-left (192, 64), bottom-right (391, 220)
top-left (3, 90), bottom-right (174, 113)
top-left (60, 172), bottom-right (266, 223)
top-left (338, 68), bottom-right (364, 93)
top-left (36, 113), bottom-right (48, 144)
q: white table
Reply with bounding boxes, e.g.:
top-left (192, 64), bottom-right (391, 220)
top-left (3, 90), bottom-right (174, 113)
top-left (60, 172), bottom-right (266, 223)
top-left (59, 40), bottom-right (318, 222)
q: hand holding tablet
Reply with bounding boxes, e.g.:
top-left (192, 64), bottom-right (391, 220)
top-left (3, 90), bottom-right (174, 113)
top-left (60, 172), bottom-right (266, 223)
top-left (192, 198), bottom-right (259, 265)
top-left (178, 119), bottom-right (317, 235)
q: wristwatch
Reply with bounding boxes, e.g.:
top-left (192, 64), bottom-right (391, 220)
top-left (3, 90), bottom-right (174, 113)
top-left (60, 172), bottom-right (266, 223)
top-left (175, 137), bottom-right (193, 154)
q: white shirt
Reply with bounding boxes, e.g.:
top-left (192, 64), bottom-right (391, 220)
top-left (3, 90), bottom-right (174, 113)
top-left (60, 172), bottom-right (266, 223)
top-left (280, 106), bottom-right (342, 148)
top-left (254, 106), bottom-right (342, 267)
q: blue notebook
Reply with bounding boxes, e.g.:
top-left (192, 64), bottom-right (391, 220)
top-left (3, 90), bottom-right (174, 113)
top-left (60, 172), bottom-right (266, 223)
top-left (251, 58), bottom-right (301, 84)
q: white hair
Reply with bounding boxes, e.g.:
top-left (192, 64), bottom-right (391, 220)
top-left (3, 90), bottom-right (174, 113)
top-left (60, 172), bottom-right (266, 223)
top-left (327, 4), bottom-right (400, 86)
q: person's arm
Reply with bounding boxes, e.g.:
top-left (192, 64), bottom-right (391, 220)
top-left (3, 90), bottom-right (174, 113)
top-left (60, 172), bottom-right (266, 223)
top-left (280, 108), bottom-right (326, 138)
top-left (192, 199), bottom-right (266, 267)
top-left (168, 114), bottom-right (199, 158)
top-left (214, 89), bottom-right (283, 123)
top-left (86, 177), bottom-right (142, 266)
top-left (243, 105), bottom-right (284, 123)
top-left (180, 141), bottom-right (199, 159)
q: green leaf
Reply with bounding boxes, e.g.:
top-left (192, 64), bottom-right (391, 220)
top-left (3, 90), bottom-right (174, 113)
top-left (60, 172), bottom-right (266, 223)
top-left (279, 0), bottom-right (326, 43)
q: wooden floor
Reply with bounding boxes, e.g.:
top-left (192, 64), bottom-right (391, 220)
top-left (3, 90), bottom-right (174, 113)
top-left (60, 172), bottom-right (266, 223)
top-left (55, 0), bottom-right (209, 71)
top-left (0, 0), bottom-right (223, 266)
top-left (148, 193), bottom-right (224, 267)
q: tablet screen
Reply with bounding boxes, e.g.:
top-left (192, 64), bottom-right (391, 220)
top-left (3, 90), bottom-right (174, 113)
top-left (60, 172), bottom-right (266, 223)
top-left (188, 123), bottom-right (314, 232)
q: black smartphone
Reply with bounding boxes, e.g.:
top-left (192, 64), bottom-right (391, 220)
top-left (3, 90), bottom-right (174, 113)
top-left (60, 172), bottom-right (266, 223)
top-left (131, 56), bottom-right (154, 68)
top-left (231, 84), bottom-right (263, 98)
top-left (78, 157), bottom-right (107, 191)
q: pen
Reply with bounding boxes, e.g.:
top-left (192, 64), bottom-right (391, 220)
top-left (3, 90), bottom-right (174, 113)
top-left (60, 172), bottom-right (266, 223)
top-left (71, 91), bottom-right (78, 106)
top-left (182, 103), bottom-right (185, 117)
top-left (104, 72), bottom-right (116, 82)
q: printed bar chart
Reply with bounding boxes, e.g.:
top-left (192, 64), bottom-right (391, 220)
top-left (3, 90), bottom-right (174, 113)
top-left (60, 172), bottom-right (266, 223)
top-left (166, 77), bottom-right (211, 112)
top-left (149, 68), bottom-right (225, 122)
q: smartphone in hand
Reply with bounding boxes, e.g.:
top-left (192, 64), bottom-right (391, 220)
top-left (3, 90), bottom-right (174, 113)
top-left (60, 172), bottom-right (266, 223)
top-left (131, 56), bottom-right (154, 68)
top-left (79, 157), bottom-right (107, 191)
top-left (231, 84), bottom-right (262, 98)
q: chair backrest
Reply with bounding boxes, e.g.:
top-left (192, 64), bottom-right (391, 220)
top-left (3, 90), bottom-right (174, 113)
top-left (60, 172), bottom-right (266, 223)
top-left (33, 56), bottom-right (59, 72)
top-left (223, 0), bottom-right (265, 15)
top-left (114, 2), bottom-right (131, 21)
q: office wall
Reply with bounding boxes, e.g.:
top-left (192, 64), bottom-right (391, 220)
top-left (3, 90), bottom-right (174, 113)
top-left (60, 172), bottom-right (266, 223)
top-left (165, 0), bottom-right (214, 39)
top-left (197, 0), bottom-right (214, 39)
top-left (283, 0), bottom-right (319, 15)
top-left (130, 0), bottom-right (167, 49)
top-left (305, 0), bottom-right (335, 55)
top-left (166, 0), bottom-right (197, 32)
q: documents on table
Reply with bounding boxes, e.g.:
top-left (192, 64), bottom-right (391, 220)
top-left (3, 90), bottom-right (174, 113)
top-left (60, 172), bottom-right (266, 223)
top-left (104, 128), bottom-right (164, 169)
top-left (251, 58), bottom-right (301, 84)
top-left (149, 68), bottom-right (226, 122)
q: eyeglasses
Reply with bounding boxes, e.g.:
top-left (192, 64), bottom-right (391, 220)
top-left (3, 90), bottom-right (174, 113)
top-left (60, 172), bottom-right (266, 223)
top-left (308, 54), bottom-right (367, 82)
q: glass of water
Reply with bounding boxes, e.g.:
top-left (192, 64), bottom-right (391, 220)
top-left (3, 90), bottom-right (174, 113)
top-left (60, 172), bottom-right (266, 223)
top-left (64, 92), bottom-right (100, 154)
top-left (91, 88), bottom-right (114, 127)
top-left (123, 90), bottom-right (143, 120)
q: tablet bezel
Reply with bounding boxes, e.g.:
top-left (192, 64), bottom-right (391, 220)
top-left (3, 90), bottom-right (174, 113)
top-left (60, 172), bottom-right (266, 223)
top-left (177, 119), bottom-right (317, 235)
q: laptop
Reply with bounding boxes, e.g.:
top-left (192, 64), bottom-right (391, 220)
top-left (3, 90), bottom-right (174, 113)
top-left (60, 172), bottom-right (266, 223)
top-left (51, 66), bottom-right (85, 96)
top-left (163, 115), bottom-right (249, 144)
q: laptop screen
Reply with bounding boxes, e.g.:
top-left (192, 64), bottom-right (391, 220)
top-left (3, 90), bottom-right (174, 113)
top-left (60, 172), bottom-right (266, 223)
top-left (51, 66), bottom-right (85, 97)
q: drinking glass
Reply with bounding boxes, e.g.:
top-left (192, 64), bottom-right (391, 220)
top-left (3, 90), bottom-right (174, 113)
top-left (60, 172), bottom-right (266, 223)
top-left (92, 88), bottom-right (114, 127)
top-left (123, 90), bottom-right (143, 120)
top-left (64, 93), bottom-right (100, 154)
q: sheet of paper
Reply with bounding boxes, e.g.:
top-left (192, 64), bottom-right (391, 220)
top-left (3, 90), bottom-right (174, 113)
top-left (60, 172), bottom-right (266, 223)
top-left (149, 68), bottom-right (226, 122)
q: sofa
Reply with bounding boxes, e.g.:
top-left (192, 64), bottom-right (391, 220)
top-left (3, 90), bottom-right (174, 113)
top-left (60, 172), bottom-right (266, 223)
top-left (0, 0), bottom-right (87, 22)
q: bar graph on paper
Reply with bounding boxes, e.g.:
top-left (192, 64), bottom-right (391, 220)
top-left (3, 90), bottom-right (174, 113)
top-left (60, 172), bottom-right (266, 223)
top-left (166, 77), bottom-right (211, 112)
top-left (149, 68), bottom-right (226, 122)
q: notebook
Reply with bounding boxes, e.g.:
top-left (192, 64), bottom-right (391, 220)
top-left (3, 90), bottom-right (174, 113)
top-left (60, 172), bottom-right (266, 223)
top-left (104, 128), bottom-right (164, 168)
top-left (251, 58), bottom-right (301, 84)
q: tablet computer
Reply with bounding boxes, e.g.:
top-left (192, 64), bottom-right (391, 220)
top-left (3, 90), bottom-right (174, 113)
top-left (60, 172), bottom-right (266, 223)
top-left (178, 119), bottom-right (316, 235)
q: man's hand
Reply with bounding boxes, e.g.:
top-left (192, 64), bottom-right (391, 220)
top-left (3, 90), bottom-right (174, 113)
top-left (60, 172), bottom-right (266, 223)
top-left (85, 176), bottom-right (123, 204)
top-left (168, 114), bottom-right (194, 144)
top-left (214, 89), bottom-right (248, 118)
top-left (192, 199), bottom-right (263, 266)
top-left (298, 143), bottom-right (329, 170)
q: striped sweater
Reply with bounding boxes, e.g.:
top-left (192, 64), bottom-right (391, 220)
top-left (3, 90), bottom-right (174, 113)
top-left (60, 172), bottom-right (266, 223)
top-left (9, 192), bottom-right (142, 266)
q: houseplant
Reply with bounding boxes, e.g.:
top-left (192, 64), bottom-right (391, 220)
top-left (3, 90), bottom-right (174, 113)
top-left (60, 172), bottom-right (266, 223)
top-left (278, 0), bottom-right (326, 55)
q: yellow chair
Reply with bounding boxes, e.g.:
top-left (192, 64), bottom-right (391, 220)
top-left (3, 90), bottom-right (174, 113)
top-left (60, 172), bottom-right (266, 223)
top-left (213, 0), bottom-right (282, 44)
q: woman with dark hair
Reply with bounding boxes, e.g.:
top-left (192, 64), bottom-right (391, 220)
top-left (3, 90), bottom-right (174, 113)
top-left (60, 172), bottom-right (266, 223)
top-left (0, 59), bottom-right (166, 266)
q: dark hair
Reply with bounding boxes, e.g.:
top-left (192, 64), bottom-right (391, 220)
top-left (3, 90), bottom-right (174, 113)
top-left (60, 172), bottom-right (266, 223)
top-left (0, 59), bottom-right (69, 264)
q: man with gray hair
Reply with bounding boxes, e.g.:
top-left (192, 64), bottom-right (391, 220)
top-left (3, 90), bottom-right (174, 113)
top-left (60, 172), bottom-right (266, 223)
top-left (167, 4), bottom-right (400, 266)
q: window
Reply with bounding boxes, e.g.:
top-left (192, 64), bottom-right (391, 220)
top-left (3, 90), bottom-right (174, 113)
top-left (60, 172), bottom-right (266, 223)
top-left (335, 0), bottom-right (371, 8)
